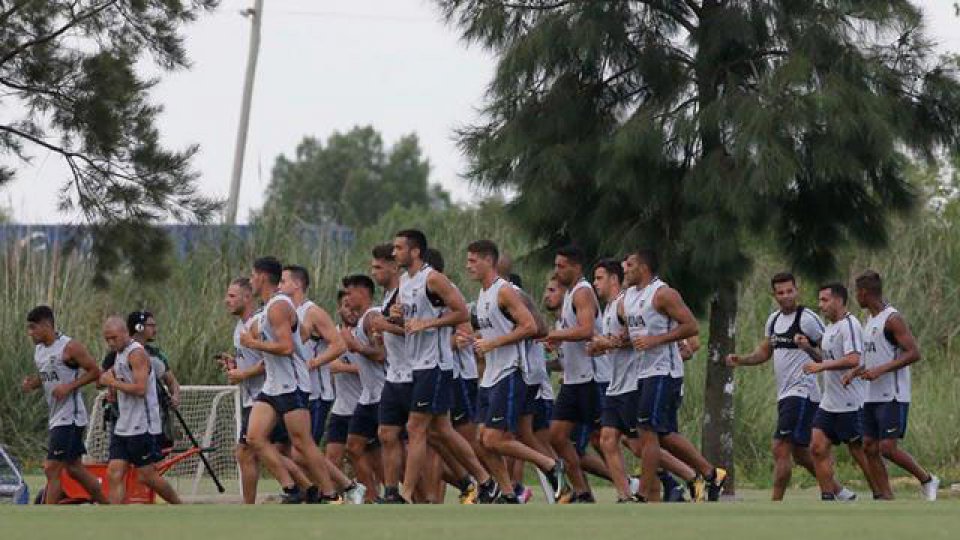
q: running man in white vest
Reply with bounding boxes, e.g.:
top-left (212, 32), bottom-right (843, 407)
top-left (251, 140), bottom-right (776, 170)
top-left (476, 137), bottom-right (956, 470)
top-left (99, 316), bottom-right (181, 504)
top-left (389, 229), bottom-right (495, 503)
top-left (466, 240), bottom-right (565, 503)
top-left (853, 270), bottom-right (939, 501)
top-left (325, 292), bottom-right (365, 492)
top-left (22, 305), bottom-right (106, 504)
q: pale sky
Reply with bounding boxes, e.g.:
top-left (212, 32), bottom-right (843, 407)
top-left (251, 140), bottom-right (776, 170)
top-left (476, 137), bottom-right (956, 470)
top-left (3, 0), bottom-right (959, 223)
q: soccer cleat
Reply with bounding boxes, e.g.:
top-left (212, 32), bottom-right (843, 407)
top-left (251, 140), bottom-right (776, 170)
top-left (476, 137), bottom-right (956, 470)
top-left (546, 460), bottom-right (566, 501)
top-left (666, 484), bottom-right (687, 503)
top-left (920, 475), bottom-right (940, 502)
top-left (304, 486), bottom-right (321, 504)
top-left (706, 468), bottom-right (728, 502)
top-left (836, 487), bottom-right (857, 501)
top-left (343, 482), bottom-right (366, 505)
top-left (459, 481), bottom-right (478, 504)
top-left (280, 487), bottom-right (304, 504)
top-left (381, 491), bottom-right (408, 504)
top-left (495, 493), bottom-right (521, 504)
top-left (477, 480), bottom-right (501, 504)
top-left (556, 485), bottom-right (574, 504)
top-left (688, 475), bottom-right (706, 503)
top-left (571, 491), bottom-right (596, 504)
top-left (519, 486), bottom-right (533, 504)
top-left (617, 494), bottom-right (646, 503)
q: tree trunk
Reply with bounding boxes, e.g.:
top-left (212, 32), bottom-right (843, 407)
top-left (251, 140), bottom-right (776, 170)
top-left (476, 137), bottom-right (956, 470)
top-left (701, 282), bottom-right (737, 494)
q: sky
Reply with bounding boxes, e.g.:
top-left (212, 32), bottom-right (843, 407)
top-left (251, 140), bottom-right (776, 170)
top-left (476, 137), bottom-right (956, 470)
top-left (3, 0), bottom-right (959, 223)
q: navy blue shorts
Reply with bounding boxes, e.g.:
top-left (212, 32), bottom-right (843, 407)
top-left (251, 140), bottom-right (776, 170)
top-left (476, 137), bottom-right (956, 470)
top-left (863, 401), bottom-right (909, 440)
top-left (475, 372), bottom-right (526, 433)
top-left (47, 424), bottom-right (86, 462)
top-left (533, 399), bottom-right (553, 432)
top-left (553, 382), bottom-right (600, 426)
top-left (521, 384), bottom-right (540, 416)
top-left (309, 399), bottom-right (333, 444)
top-left (349, 403), bottom-right (380, 443)
top-left (452, 377), bottom-right (478, 426)
top-left (108, 433), bottom-right (161, 468)
top-left (813, 408), bottom-right (864, 446)
top-left (256, 389), bottom-right (309, 416)
top-left (238, 406), bottom-right (288, 445)
top-left (411, 367), bottom-right (453, 415)
top-left (637, 376), bottom-right (683, 434)
top-left (379, 381), bottom-right (413, 427)
top-left (775, 397), bottom-right (817, 447)
top-left (601, 391), bottom-right (640, 439)
top-left (326, 413), bottom-right (351, 445)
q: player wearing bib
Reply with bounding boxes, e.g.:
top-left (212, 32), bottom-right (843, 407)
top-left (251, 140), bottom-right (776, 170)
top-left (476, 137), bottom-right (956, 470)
top-left (98, 316), bottom-right (181, 504)
top-left (128, 311), bottom-right (181, 452)
top-left (853, 271), bottom-right (939, 501)
top-left (727, 273), bottom-right (852, 501)
top-left (797, 283), bottom-right (874, 501)
top-left (391, 230), bottom-right (494, 504)
top-left (22, 306), bottom-right (106, 505)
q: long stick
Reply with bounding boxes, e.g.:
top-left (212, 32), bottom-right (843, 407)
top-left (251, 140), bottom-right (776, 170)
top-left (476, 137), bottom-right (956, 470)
top-left (161, 387), bottom-right (226, 493)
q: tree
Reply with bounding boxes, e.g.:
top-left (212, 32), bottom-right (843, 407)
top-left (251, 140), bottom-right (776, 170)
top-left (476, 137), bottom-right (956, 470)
top-left (438, 0), bottom-right (960, 491)
top-left (261, 126), bottom-right (451, 228)
top-left (0, 1), bottom-right (220, 282)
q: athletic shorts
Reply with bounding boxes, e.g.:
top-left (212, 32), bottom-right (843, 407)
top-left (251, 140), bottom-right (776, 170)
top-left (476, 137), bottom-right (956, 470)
top-left (349, 403), bottom-right (380, 444)
top-left (326, 413), bottom-right (352, 445)
top-left (309, 399), bottom-right (333, 444)
top-left (813, 408), bottom-right (864, 446)
top-left (47, 424), bottom-right (86, 462)
top-left (553, 381), bottom-right (600, 426)
top-left (256, 389), bottom-right (309, 416)
top-left (774, 397), bottom-right (818, 447)
top-left (379, 381), bottom-right (413, 427)
top-left (238, 406), bottom-right (288, 445)
top-left (451, 377), bottom-right (478, 426)
top-left (410, 366), bottom-right (453, 415)
top-left (863, 401), bottom-right (909, 440)
top-left (595, 381), bottom-right (609, 423)
top-left (521, 383), bottom-right (540, 416)
top-left (533, 399), bottom-right (553, 432)
top-left (601, 390), bottom-right (640, 439)
top-left (475, 371), bottom-right (526, 433)
top-left (108, 432), bottom-right (161, 468)
top-left (637, 375), bottom-right (683, 435)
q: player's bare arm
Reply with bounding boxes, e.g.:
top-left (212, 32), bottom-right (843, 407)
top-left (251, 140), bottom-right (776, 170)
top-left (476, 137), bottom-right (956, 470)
top-left (241, 302), bottom-right (296, 356)
top-left (307, 306), bottom-right (348, 368)
top-left (633, 287), bottom-right (697, 350)
top-left (56, 340), bottom-right (102, 400)
top-left (726, 338), bottom-right (773, 368)
top-left (406, 272), bottom-right (469, 333)
top-left (545, 287), bottom-right (596, 343)
top-left (861, 314), bottom-right (920, 381)
top-left (474, 286), bottom-right (537, 355)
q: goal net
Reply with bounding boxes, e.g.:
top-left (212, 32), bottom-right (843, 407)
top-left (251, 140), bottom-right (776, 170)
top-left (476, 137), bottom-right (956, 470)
top-left (85, 385), bottom-right (242, 501)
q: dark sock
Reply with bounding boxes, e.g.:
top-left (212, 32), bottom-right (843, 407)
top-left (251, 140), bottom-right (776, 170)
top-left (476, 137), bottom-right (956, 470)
top-left (456, 476), bottom-right (472, 492)
top-left (821, 492), bottom-right (836, 501)
top-left (384, 485), bottom-right (400, 497)
top-left (283, 485), bottom-right (301, 495)
top-left (304, 485), bottom-right (319, 500)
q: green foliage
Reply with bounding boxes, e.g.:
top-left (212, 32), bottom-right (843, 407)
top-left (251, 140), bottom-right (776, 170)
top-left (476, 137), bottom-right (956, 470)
top-left (261, 127), bottom-right (452, 229)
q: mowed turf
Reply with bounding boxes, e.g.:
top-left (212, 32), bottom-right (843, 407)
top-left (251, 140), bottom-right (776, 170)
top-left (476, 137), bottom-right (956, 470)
top-left (2, 494), bottom-right (958, 540)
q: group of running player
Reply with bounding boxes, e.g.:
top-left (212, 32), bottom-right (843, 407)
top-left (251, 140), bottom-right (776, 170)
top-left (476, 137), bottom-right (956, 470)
top-left (22, 228), bottom-right (939, 504)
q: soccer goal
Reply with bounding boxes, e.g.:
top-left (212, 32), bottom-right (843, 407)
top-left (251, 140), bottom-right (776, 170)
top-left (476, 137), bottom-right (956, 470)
top-left (85, 385), bottom-right (242, 501)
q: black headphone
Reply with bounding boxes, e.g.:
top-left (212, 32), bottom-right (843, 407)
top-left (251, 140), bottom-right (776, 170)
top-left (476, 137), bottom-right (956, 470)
top-left (127, 310), bottom-right (152, 335)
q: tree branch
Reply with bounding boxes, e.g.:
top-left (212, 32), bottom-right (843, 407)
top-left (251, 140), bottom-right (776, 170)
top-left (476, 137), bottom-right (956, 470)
top-left (0, 0), bottom-right (118, 67)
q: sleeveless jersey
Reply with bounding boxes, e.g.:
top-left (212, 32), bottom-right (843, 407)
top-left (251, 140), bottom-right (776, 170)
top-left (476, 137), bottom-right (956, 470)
top-left (355, 308), bottom-right (387, 405)
top-left (113, 340), bottom-right (162, 436)
top-left (559, 279), bottom-right (599, 384)
top-left (863, 305), bottom-right (910, 403)
top-left (296, 300), bottom-right (334, 401)
top-left (765, 307), bottom-right (824, 402)
top-left (603, 293), bottom-right (640, 395)
top-left (399, 265), bottom-right (443, 371)
top-left (260, 293), bottom-right (311, 396)
top-left (34, 334), bottom-right (88, 428)
top-left (819, 313), bottom-right (865, 413)
top-left (381, 288), bottom-right (412, 383)
top-left (476, 277), bottom-right (524, 388)
top-left (233, 316), bottom-right (266, 408)
top-left (332, 347), bottom-right (363, 416)
top-left (624, 278), bottom-right (683, 379)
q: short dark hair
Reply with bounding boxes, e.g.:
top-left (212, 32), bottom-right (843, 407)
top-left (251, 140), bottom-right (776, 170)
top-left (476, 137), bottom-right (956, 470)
top-left (424, 247), bottom-right (445, 273)
top-left (231, 277), bottom-right (252, 292)
top-left (283, 265), bottom-right (310, 290)
top-left (27, 305), bottom-right (54, 325)
top-left (127, 310), bottom-right (154, 335)
top-left (635, 249), bottom-right (659, 274)
top-left (508, 273), bottom-right (523, 289)
top-left (396, 229), bottom-right (428, 256)
top-left (771, 272), bottom-right (796, 289)
top-left (595, 258), bottom-right (624, 284)
top-left (342, 274), bottom-right (376, 297)
top-left (854, 270), bottom-right (883, 296)
top-left (372, 244), bottom-right (395, 261)
top-left (253, 256), bottom-right (283, 285)
top-left (336, 289), bottom-right (348, 302)
top-left (556, 244), bottom-right (585, 266)
top-left (467, 239), bottom-right (499, 265)
top-left (819, 282), bottom-right (848, 305)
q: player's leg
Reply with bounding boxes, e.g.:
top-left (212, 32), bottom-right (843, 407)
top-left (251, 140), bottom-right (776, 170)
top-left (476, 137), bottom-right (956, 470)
top-left (106, 459), bottom-right (128, 504)
top-left (400, 410), bottom-right (431, 502)
top-left (771, 439), bottom-right (794, 501)
top-left (246, 400), bottom-right (298, 493)
top-left (876, 402), bottom-right (932, 486)
top-left (41, 459), bottom-right (65, 504)
top-left (128, 433), bottom-right (181, 504)
top-left (136, 464), bottom-right (181, 504)
top-left (346, 404), bottom-right (379, 502)
top-left (64, 460), bottom-right (107, 504)
top-left (282, 403), bottom-right (336, 498)
top-left (599, 427), bottom-right (632, 500)
top-left (809, 423), bottom-right (837, 498)
top-left (236, 444), bottom-right (259, 504)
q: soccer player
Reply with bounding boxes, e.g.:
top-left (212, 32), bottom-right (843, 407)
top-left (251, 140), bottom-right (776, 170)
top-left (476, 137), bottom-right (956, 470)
top-left (128, 310), bottom-right (180, 452)
top-left (98, 316), bottom-right (181, 504)
top-left (621, 249), bottom-right (726, 502)
top-left (466, 240), bottom-right (565, 503)
top-left (326, 292), bottom-right (364, 490)
top-left (22, 305), bottom-right (106, 504)
top-left (389, 229), bottom-right (495, 503)
top-left (853, 270), bottom-right (939, 501)
top-left (726, 273), bottom-right (853, 501)
top-left (797, 283), bottom-right (874, 501)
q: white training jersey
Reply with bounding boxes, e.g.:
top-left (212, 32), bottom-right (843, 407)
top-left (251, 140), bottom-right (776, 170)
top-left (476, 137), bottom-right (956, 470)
top-left (381, 288), bottom-right (412, 383)
top-left (233, 316), bottom-right (266, 409)
top-left (399, 265), bottom-right (444, 371)
top-left (863, 305), bottom-right (910, 403)
top-left (475, 277), bottom-right (524, 388)
top-left (259, 293), bottom-right (311, 396)
top-left (331, 349), bottom-right (363, 417)
top-left (624, 278), bottom-right (683, 379)
top-left (764, 307), bottom-right (824, 402)
top-left (536, 375), bottom-right (555, 400)
top-left (34, 334), bottom-right (89, 429)
top-left (354, 308), bottom-right (387, 405)
top-left (559, 279), bottom-right (599, 384)
top-left (523, 339), bottom-right (549, 387)
top-left (296, 300), bottom-right (335, 402)
top-left (603, 293), bottom-right (640, 395)
top-left (819, 313), bottom-right (865, 413)
top-left (112, 341), bottom-right (162, 436)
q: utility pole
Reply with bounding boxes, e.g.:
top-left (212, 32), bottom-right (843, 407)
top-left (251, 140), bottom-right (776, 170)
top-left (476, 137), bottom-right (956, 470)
top-left (225, 0), bottom-right (264, 225)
